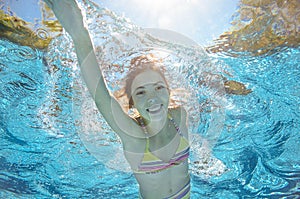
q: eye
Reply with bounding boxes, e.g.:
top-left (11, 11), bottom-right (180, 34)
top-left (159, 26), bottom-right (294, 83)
top-left (135, 90), bottom-right (145, 96)
top-left (156, 85), bottom-right (165, 91)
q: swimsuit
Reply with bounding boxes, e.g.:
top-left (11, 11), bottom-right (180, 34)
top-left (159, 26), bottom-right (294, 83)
top-left (136, 113), bottom-right (191, 198)
top-left (137, 135), bottom-right (189, 173)
top-left (135, 113), bottom-right (190, 174)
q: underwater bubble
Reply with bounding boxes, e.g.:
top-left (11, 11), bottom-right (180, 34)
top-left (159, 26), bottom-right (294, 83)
top-left (36, 28), bottom-right (50, 40)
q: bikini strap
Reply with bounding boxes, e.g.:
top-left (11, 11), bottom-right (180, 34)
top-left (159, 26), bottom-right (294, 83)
top-left (137, 112), bottom-right (182, 137)
top-left (137, 117), bottom-right (151, 152)
top-left (167, 113), bottom-right (183, 136)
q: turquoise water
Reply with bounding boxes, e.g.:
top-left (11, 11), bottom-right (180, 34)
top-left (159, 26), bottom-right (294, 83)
top-left (1, 1), bottom-right (300, 199)
top-left (1, 39), bottom-right (300, 199)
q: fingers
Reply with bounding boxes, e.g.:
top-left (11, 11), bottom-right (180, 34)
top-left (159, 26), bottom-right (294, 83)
top-left (43, 0), bottom-right (78, 10)
top-left (43, 0), bottom-right (53, 9)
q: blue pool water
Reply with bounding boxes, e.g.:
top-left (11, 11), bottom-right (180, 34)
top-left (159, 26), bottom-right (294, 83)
top-left (1, 1), bottom-right (300, 199)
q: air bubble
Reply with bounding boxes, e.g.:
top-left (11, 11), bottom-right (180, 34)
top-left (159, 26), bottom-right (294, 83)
top-left (36, 28), bottom-right (50, 40)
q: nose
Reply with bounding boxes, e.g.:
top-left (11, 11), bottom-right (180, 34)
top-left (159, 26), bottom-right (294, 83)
top-left (147, 98), bottom-right (156, 104)
top-left (147, 89), bottom-right (158, 104)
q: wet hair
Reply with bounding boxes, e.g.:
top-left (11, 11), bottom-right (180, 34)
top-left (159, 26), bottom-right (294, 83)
top-left (124, 54), bottom-right (169, 108)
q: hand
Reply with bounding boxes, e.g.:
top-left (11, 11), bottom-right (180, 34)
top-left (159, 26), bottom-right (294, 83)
top-left (43, 0), bottom-right (86, 38)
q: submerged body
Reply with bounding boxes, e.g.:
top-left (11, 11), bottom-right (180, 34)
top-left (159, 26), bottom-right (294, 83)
top-left (121, 106), bottom-right (190, 198)
top-left (44, 0), bottom-right (191, 198)
top-left (131, 110), bottom-right (190, 198)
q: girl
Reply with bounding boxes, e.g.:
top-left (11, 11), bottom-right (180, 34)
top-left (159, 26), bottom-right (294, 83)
top-left (44, 0), bottom-right (190, 198)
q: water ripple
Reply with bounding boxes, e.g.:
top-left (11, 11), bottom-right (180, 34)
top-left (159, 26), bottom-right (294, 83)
top-left (0, 63), bottom-right (8, 73)
top-left (0, 0), bottom-right (299, 198)
top-left (7, 46), bottom-right (37, 62)
top-left (244, 157), bottom-right (289, 195)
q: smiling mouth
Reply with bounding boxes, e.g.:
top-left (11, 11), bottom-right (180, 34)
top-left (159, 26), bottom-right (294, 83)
top-left (146, 104), bottom-right (163, 114)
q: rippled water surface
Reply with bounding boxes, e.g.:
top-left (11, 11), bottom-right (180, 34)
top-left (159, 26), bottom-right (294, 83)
top-left (1, 0), bottom-right (299, 198)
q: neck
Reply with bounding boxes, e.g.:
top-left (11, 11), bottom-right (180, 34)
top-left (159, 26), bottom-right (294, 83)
top-left (148, 117), bottom-right (169, 136)
top-left (140, 114), bottom-right (169, 137)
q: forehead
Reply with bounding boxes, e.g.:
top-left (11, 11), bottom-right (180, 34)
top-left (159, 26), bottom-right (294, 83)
top-left (131, 70), bottom-right (166, 92)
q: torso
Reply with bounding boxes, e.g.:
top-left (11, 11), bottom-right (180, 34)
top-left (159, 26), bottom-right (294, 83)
top-left (122, 107), bottom-right (190, 198)
top-left (135, 160), bottom-right (190, 198)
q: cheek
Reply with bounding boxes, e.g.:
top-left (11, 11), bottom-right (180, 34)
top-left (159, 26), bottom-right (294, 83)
top-left (132, 97), bottom-right (144, 108)
top-left (160, 90), bottom-right (170, 102)
top-left (133, 100), bottom-right (148, 115)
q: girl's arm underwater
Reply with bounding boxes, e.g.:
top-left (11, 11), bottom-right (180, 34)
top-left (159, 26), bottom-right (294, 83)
top-left (44, 0), bottom-right (145, 139)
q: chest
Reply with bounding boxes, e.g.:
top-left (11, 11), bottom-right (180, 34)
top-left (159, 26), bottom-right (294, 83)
top-left (123, 133), bottom-right (182, 170)
top-left (148, 133), bottom-right (181, 162)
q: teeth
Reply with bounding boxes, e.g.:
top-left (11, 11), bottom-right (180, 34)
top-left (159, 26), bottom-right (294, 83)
top-left (147, 104), bottom-right (162, 113)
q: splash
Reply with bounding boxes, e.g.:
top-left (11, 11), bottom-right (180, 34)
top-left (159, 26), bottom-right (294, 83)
top-left (208, 0), bottom-right (300, 56)
top-left (43, 0), bottom-right (229, 177)
top-left (0, 0), bottom-right (62, 50)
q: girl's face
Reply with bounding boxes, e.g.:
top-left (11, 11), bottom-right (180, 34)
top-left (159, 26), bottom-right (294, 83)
top-left (131, 70), bottom-right (170, 122)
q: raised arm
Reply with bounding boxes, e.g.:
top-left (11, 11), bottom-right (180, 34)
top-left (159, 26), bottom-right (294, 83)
top-left (44, 0), bottom-right (144, 139)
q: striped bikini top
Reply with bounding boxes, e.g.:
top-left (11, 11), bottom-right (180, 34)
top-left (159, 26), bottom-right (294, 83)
top-left (135, 113), bottom-right (190, 174)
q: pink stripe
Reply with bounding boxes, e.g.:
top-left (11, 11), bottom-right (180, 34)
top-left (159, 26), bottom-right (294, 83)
top-left (139, 153), bottom-right (189, 172)
top-left (139, 148), bottom-right (189, 167)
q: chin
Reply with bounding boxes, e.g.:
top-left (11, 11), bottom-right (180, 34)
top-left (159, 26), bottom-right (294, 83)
top-left (149, 109), bottom-right (168, 122)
